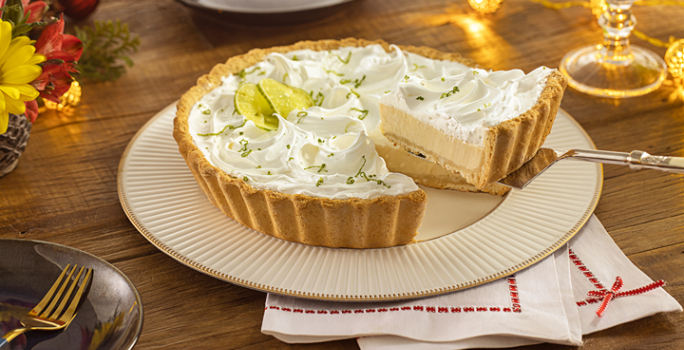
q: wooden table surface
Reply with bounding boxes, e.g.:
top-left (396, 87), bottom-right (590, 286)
top-left (1, 0), bottom-right (683, 348)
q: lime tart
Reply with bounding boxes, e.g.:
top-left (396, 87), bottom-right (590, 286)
top-left (173, 38), bottom-right (564, 248)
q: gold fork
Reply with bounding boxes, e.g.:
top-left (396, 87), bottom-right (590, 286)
top-left (0, 264), bottom-right (93, 347)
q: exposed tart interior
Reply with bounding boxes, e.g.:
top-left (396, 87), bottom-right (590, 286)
top-left (372, 129), bottom-right (510, 195)
top-left (380, 71), bottom-right (567, 190)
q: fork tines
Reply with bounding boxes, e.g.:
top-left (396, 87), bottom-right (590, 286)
top-left (30, 264), bottom-right (93, 322)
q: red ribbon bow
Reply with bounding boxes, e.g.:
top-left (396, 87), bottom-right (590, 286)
top-left (587, 276), bottom-right (666, 317)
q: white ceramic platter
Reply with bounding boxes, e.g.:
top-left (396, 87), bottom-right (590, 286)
top-left (118, 103), bottom-right (601, 301)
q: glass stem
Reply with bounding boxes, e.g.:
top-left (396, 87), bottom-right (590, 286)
top-left (599, 0), bottom-right (636, 64)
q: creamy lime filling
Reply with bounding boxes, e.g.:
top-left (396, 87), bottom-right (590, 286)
top-left (188, 44), bottom-right (553, 199)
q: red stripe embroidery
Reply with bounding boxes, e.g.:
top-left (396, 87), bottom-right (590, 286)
top-left (570, 249), bottom-right (666, 311)
top-left (265, 275), bottom-right (522, 315)
top-left (569, 249), bottom-right (606, 291)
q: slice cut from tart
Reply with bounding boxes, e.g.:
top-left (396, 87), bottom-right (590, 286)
top-left (379, 68), bottom-right (567, 190)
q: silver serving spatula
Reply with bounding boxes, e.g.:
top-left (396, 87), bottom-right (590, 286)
top-left (498, 149), bottom-right (684, 190)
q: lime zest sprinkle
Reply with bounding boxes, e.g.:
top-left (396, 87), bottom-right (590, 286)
top-left (340, 75), bottom-right (366, 88)
top-left (473, 70), bottom-right (479, 75)
top-left (385, 90), bottom-right (391, 94)
top-left (324, 69), bottom-right (344, 76)
top-left (243, 176), bottom-right (249, 182)
top-left (416, 96), bottom-right (424, 101)
top-left (292, 55), bottom-right (299, 61)
top-left (440, 86), bottom-right (460, 99)
top-left (238, 139), bottom-right (249, 152)
top-left (403, 75), bottom-right (410, 83)
top-left (483, 102), bottom-right (491, 108)
top-left (477, 108), bottom-right (481, 111)
top-left (346, 177), bottom-right (355, 184)
top-left (410, 63), bottom-right (426, 72)
top-left (317, 138), bottom-right (324, 143)
top-left (316, 177), bottom-right (324, 187)
top-left (310, 91), bottom-right (325, 106)
top-left (441, 77), bottom-right (445, 81)
top-left (283, 72), bottom-right (289, 81)
top-left (346, 89), bottom-right (360, 99)
top-left (286, 144), bottom-right (291, 149)
top-left (198, 104), bottom-right (211, 115)
top-left (327, 153), bottom-right (334, 157)
top-left (238, 66), bottom-right (261, 79)
top-left (331, 51), bottom-right (351, 64)
top-left (350, 108), bottom-right (368, 120)
top-left (345, 122), bottom-right (356, 133)
top-left (296, 111), bottom-right (308, 124)
top-left (197, 120), bottom-right (247, 136)
top-left (354, 155), bottom-right (391, 188)
top-left (288, 157), bottom-right (294, 161)
top-left (256, 165), bottom-right (262, 169)
top-left (258, 71), bottom-right (266, 76)
top-left (306, 164), bottom-right (328, 173)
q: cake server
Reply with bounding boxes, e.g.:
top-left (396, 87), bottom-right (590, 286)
top-left (497, 148), bottom-right (684, 190)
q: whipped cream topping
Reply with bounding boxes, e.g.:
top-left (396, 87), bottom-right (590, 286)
top-left (188, 45), bottom-right (554, 199)
top-left (381, 66), bottom-right (554, 145)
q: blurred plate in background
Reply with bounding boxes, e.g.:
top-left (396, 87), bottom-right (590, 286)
top-left (176, 0), bottom-right (357, 26)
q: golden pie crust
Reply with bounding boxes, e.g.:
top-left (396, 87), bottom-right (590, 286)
top-left (379, 71), bottom-right (567, 190)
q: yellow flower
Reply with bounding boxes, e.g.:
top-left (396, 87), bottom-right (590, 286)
top-left (0, 20), bottom-right (45, 134)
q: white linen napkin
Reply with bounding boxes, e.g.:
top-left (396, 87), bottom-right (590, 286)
top-left (261, 215), bottom-right (682, 348)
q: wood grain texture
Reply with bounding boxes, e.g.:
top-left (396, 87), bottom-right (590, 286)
top-left (1, 0), bottom-right (683, 348)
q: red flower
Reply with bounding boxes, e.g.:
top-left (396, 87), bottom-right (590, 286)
top-left (31, 14), bottom-right (83, 102)
top-left (24, 99), bottom-right (38, 122)
top-left (35, 14), bottom-right (83, 62)
top-left (32, 61), bottom-right (74, 103)
top-left (24, 0), bottom-right (47, 23)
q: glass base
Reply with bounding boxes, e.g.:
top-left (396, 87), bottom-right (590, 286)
top-left (560, 45), bottom-right (667, 99)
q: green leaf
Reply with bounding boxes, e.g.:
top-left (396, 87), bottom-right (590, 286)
top-left (0, 0), bottom-right (23, 26)
top-left (73, 19), bottom-right (141, 82)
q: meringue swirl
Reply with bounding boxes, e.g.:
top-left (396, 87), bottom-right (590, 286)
top-left (188, 44), bottom-right (554, 199)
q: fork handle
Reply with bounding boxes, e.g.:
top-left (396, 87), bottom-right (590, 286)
top-left (565, 150), bottom-right (684, 173)
top-left (1, 327), bottom-right (29, 348)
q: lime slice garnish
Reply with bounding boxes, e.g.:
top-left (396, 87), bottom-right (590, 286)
top-left (257, 78), bottom-right (315, 119)
top-left (234, 83), bottom-right (279, 131)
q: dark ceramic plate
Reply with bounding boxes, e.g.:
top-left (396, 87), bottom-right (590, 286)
top-left (0, 239), bottom-right (143, 350)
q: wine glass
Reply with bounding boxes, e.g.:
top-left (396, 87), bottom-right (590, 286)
top-left (559, 0), bottom-right (667, 98)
